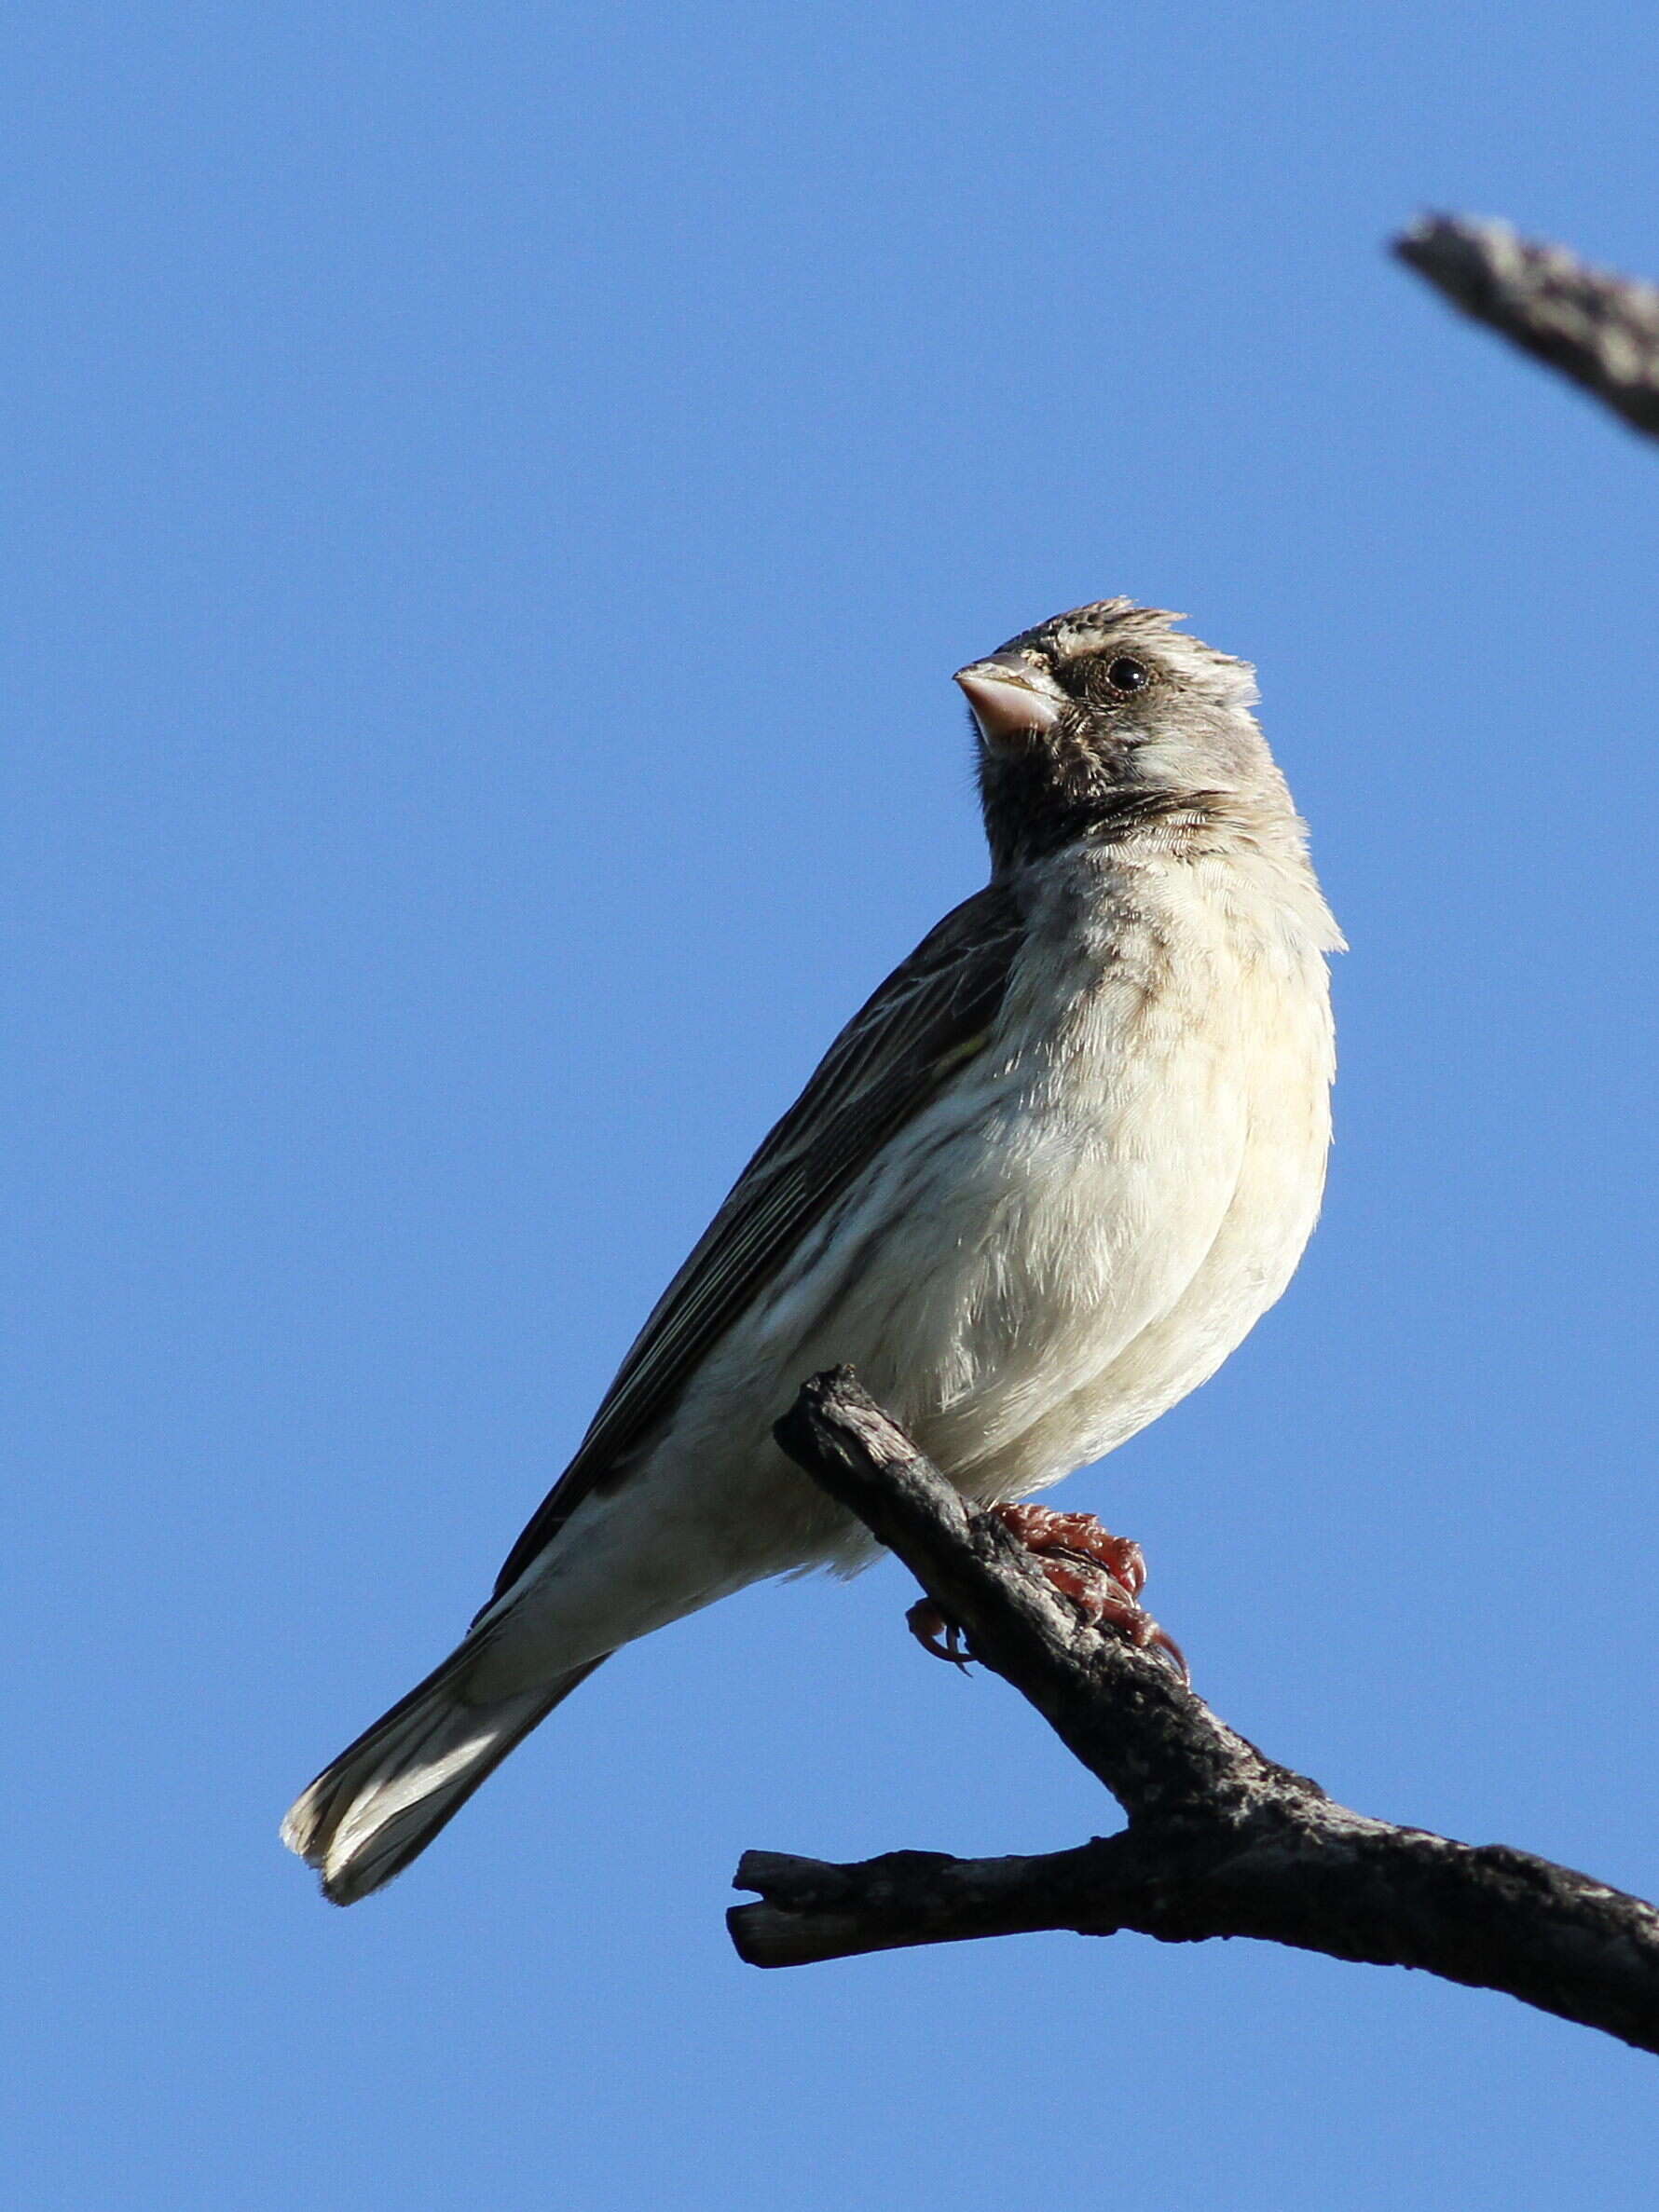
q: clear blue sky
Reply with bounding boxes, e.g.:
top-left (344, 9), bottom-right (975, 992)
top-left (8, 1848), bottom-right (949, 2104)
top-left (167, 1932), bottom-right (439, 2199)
top-left (9, 7), bottom-right (1659, 2206)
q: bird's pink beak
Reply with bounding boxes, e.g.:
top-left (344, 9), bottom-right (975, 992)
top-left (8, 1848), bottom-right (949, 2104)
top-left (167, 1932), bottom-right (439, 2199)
top-left (953, 660), bottom-right (1063, 748)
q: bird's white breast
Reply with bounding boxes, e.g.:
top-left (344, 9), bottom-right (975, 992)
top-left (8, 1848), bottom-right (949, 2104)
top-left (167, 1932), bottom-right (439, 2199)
top-left (833, 839), bottom-right (1337, 1506)
top-left (485, 834), bottom-right (1337, 1679)
top-left (950, 840), bottom-right (1337, 1499)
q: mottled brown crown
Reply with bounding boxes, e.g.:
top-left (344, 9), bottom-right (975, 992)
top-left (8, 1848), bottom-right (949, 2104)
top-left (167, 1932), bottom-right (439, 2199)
top-left (990, 600), bottom-right (1259, 710)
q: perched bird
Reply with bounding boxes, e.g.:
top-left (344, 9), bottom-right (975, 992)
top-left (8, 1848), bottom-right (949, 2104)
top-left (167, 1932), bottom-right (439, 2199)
top-left (284, 599), bottom-right (1342, 1904)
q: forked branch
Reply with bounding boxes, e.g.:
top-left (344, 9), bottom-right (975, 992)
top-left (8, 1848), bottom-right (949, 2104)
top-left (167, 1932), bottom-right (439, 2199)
top-left (728, 1369), bottom-right (1659, 2056)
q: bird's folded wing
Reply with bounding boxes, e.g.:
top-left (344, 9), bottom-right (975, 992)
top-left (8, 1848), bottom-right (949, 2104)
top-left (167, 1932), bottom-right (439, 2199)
top-left (484, 881), bottom-right (1026, 1604)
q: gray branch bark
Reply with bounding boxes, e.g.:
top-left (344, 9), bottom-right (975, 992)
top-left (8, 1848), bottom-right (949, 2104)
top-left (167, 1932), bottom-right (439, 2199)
top-left (729, 1369), bottom-right (1659, 2056)
top-left (1394, 213), bottom-right (1659, 438)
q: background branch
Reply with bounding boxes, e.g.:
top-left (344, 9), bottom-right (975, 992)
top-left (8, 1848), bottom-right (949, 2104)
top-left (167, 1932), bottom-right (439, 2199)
top-left (729, 1369), bottom-right (1659, 2056)
top-left (1394, 213), bottom-right (1659, 438)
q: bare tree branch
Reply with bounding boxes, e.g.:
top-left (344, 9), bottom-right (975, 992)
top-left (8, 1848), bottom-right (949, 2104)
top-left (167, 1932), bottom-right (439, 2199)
top-left (1393, 213), bottom-right (1659, 438)
top-left (728, 1369), bottom-right (1659, 2056)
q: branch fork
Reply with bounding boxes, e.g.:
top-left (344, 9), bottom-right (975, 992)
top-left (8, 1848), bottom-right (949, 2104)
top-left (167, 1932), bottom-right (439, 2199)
top-left (728, 1368), bottom-right (1659, 2056)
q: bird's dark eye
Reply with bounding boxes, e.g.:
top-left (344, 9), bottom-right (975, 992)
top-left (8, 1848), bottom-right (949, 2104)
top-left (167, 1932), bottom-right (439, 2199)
top-left (1061, 650), bottom-right (1158, 705)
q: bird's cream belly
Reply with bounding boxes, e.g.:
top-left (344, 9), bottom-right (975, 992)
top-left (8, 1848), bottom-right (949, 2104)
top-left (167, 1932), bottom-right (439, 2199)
top-left (472, 935), bottom-right (1331, 1692)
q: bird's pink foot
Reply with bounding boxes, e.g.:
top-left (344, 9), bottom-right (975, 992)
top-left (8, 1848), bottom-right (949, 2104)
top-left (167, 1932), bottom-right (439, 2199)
top-left (992, 1504), bottom-right (1148, 1599)
top-left (906, 1503), bottom-right (1189, 1681)
top-left (991, 1504), bottom-right (1189, 1681)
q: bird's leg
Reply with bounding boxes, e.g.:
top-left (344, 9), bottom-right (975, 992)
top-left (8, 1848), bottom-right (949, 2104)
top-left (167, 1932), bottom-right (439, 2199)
top-left (907, 1502), bottom-right (1189, 1683)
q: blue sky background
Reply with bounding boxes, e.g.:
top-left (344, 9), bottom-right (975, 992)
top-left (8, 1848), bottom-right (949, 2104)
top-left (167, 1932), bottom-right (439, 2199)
top-left (9, 6), bottom-right (1659, 2205)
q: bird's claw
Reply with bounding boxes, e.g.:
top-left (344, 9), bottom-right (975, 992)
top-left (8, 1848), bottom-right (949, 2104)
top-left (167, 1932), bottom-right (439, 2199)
top-left (992, 1504), bottom-right (1150, 1600)
top-left (991, 1504), bottom-right (1190, 1683)
top-left (903, 1502), bottom-right (1188, 1684)
top-left (907, 1597), bottom-right (973, 1668)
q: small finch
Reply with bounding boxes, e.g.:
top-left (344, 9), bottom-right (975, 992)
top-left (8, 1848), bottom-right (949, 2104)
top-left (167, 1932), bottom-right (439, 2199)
top-left (284, 599), bottom-right (1341, 1903)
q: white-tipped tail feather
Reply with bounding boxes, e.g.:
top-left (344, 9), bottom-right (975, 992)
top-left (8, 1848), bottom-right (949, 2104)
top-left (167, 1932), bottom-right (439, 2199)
top-left (282, 1648), bottom-right (605, 1904)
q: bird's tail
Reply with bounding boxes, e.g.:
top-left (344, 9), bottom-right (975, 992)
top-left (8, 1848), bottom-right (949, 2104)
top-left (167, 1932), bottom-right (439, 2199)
top-left (281, 1644), bottom-right (606, 1905)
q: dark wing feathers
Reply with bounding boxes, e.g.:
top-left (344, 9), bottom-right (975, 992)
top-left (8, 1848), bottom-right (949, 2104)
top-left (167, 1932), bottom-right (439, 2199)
top-left (486, 881), bottom-right (1025, 1602)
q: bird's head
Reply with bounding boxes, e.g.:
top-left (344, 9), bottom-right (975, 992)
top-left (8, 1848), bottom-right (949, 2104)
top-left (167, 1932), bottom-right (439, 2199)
top-left (956, 599), bottom-right (1293, 875)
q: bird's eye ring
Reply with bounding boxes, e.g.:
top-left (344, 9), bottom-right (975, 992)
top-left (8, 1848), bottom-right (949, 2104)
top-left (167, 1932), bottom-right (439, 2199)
top-left (1106, 656), bottom-right (1149, 694)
